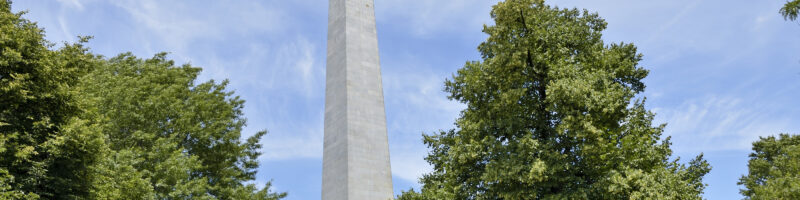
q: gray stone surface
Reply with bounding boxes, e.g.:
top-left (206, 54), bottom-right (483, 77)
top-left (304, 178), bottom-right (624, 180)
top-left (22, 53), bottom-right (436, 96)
top-left (322, 0), bottom-right (393, 199)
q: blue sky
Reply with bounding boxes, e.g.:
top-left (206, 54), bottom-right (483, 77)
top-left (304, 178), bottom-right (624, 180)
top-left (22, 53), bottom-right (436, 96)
top-left (12, 0), bottom-right (800, 199)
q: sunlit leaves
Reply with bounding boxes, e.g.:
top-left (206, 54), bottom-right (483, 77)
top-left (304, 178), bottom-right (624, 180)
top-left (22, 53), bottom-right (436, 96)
top-left (399, 0), bottom-right (709, 199)
top-left (739, 134), bottom-right (800, 199)
top-left (1, 0), bottom-right (284, 198)
top-left (781, 0), bottom-right (800, 21)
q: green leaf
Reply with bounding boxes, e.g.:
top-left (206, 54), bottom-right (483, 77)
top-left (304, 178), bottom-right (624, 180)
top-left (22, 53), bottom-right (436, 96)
top-left (400, 0), bottom-right (709, 199)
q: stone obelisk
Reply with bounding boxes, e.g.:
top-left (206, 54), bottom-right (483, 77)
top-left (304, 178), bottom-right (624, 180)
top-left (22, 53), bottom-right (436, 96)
top-left (322, 0), bottom-right (393, 199)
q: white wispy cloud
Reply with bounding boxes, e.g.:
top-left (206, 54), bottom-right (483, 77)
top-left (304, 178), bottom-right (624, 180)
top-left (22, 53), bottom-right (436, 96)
top-left (381, 56), bottom-right (466, 184)
top-left (259, 121), bottom-right (324, 160)
top-left (212, 37), bottom-right (324, 160)
top-left (203, 37), bottom-right (321, 93)
top-left (643, 0), bottom-right (699, 46)
top-left (95, 0), bottom-right (326, 161)
top-left (108, 0), bottom-right (284, 55)
top-left (376, 0), bottom-right (498, 36)
top-left (655, 95), bottom-right (799, 153)
top-left (57, 15), bottom-right (74, 42)
top-left (276, 38), bottom-right (319, 97)
top-left (390, 145), bottom-right (432, 185)
top-left (55, 0), bottom-right (84, 10)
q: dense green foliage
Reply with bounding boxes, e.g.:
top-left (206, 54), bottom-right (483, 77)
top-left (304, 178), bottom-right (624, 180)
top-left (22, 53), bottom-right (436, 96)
top-left (1, 1), bottom-right (101, 198)
top-left (781, 0), bottom-right (800, 21)
top-left (398, 0), bottom-right (710, 199)
top-left (80, 53), bottom-right (285, 199)
top-left (0, 1), bottom-right (284, 199)
top-left (739, 134), bottom-right (800, 199)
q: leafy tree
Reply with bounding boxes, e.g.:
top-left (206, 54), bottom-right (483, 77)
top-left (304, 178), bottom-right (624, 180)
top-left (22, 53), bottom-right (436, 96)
top-left (1, 0), bottom-right (285, 199)
top-left (78, 53), bottom-right (286, 199)
top-left (1, 0), bottom-right (103, 198)
top-left (739, 134), bottom-right (800, 199)
top-left (781, 0), bottom-right (800, 21)
top-left (398, 0), bottom-right (710, 199)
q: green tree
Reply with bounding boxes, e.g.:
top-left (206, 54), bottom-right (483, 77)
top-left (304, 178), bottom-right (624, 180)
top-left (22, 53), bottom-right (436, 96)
top-left (78, 53), bottom-right (286, 200)
top-left (1, 0), bottom-right (285, 198)
top-left (1, 0), bottom-right (104, 198)
top-left (738, 134), bottom-right (800, 199)
top-left (398, 0), bottom-right (710, 199)
top-left (781, 0), bottom-right (800, 21)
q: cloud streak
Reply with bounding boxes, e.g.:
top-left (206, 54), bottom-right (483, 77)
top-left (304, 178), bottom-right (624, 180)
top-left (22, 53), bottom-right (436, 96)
top-left (376, 0), bottom-right (499, 36)
top-left (109, 0), bottom-right (285, 56)
top-left (656, 94), bottom-right (800, 153)
top-left (55, 0), bottom-right (84, 10)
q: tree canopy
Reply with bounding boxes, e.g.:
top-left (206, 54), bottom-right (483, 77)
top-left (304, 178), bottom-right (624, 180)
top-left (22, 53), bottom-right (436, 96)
top-left (398, 0), bottom-right (710, 199)
top-left (781, 0), bottom-right (800, 21)
top-left (739, 134), bottom-right (800, 199)
top-left (80, 53), bottom-right (285, 200)
top-left (1, 1), bottom-right (101, 198)
top-left (0, 0), bottom-right (284, 199)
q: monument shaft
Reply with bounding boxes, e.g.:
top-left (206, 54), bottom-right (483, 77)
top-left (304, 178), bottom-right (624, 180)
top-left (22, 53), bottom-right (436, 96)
top-left (323, 0), bottom-right (393, 199)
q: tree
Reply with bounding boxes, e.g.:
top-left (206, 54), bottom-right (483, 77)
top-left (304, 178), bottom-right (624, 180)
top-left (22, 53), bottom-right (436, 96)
top-left (78, 53), bottom-right (286, 200)
top-left (398, 0), bottom-right (710, 199)
top-left (1, 0), bottom-right (285, 198)
top-left (781, 0), bottom-right (800, 21)
top-left (1, 0), bottom-right (103, 198)
top-left (738, 134), bottom-right (800, 199)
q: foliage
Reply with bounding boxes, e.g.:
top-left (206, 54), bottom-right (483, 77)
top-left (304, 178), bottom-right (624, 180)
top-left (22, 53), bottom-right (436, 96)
top-left (398, 0), bottom-right (710, 199)
top-left (0, 0), bottom-right (285, 199)
top-left (1, 0), bottom-right (102, 198)
top-left (0, 169), bottom-right (37, 199)
top-left (739, 134), bottom-right (800, 199)
top-left (781, 0), bottom-right (800, 21)
top-left (78, 53), bottom-right (286, 199)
